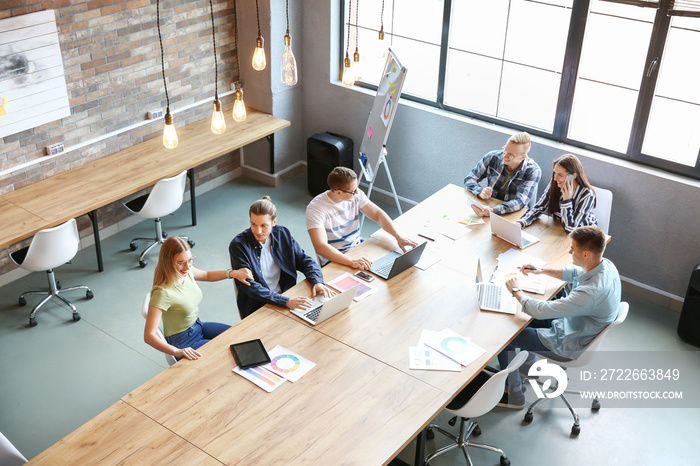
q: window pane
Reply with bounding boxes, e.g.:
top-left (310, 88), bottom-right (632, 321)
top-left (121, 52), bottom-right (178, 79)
top-left (498, 62), bottom-right (561, 131)
top-left (642, 17), bottom-right (700, 167)
top-left (392, 0), bottom-right (444, 45)
top-left (354, 27), bottom-right (388, 86)
top-left (504, 0), bottom-right (572, 71)
top-left (568, 80), bottom-right (637, 152)
top-left (444, 51), bottom-right (501, 116)
top-left (390, 37), bottom-right (440, 101)
top-left (450, 0), bottom-right (509, 58)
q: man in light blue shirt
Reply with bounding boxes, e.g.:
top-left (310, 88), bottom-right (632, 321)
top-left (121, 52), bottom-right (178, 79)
top-left (497, 225), bottom-right (621, 409)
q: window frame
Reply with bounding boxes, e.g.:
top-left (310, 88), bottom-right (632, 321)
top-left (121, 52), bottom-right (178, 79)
top-left (340, 0), bottom-right (700, 180)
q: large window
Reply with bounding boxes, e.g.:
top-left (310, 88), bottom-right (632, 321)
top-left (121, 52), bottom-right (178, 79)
top-left (343, 0), bottom-right (700, 179)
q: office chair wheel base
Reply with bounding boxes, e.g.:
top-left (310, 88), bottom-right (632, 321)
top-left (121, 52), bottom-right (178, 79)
top-left (523, 412), bottom-right (534, 423)
top-left (473, 425), bottom-right (482, 436)
top-left (29, 317), bottom-right (37, 327)
top-left (187, 239), bottom-right (195, 248)
top-left (19, 296), bottom-right (27, 306)
top-left (129, 241), bottom-right (138, 251)
top-left (500, 455), bottom-right (511, 466)
top-left (591, 400), bottom-right (601, 411)
top-left (139, 260), bottom-right (148, 268)
top-left (571, 424), bottom-right (580, 436)
top-left (73, 312), bottom-right (81, 322)
top-left (86, 290), bottom-right (94, 299)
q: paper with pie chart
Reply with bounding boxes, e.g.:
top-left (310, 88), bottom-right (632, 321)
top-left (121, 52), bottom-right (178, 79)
top-left (424, 328), bottom-right (486, 366)
top-left (261, 345), bottom-right (316, 383)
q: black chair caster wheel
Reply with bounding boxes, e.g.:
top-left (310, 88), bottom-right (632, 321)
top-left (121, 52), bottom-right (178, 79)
top-left (86, 290), bottom-right (94, 299)
top-left (73, 312), bottom-right (81, 322)
top-left (162, 231), bottom-right (168, 238)
top-left (448, 416), bottom-right (457, 426)
top-left (524, 412), bottom-right (533, 423)
top-left (19, 296), bottom-right (27, 306)
top-left (139, 260), bottom-right (148, 268)
top-left (473, 425), bottom-right (482, 436)
top-left (500, 456), bottom-right (511, 466)
top-left (592, 399), bottom-right (601, 411)
top-left (29, 317), bottom-right (37, 327)
top-left (426, 428), bottom-right (435, 441)
top-left (571, 424), bottom-right (581, 436)
top-left (56, 280), bottom-right (62, 290)
top-left (129, 242), bottom-right (138, 251)
top-left (187, 239), bottom-right (195, 248)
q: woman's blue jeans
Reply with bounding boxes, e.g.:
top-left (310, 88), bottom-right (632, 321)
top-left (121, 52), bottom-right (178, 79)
top-left (165, 319), bottom-right (230, 359)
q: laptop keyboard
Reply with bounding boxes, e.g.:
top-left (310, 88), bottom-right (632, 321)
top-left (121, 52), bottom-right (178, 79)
top-left (521, 236), bottom-right (532, 247)
top-left (480, 284), bottom-right (502, 309)
top-left (374, 261), bottom-right (393, 277)
top-left (303, 304), bottom-right (323, 322)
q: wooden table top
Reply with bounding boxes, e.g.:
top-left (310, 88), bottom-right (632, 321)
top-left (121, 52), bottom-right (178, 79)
top-left (0, 199), bottom-right (48, 250)
top-left (1, 109), bottom-right (289, 245)
top-left (122, 307), bottom-right (449, 465)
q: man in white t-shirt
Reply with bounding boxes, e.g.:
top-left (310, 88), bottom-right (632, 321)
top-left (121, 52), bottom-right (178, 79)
top-left (306, 167), bottom-right (417, 269)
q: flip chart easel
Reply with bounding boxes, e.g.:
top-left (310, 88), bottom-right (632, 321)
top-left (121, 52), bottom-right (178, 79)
top-left (358, 49), bottom-right (407, 224)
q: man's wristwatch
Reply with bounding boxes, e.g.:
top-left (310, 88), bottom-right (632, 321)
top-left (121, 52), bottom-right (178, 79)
top-left (510, 287), bottom-right (521, 296)
top-left (226, 268), bottom-right (233, 279)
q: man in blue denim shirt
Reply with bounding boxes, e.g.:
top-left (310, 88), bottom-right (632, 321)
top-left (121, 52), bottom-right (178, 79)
top-left (496, 226), bottom-right (621, 409)
top-left (464, 132), bottom-right (542, 216)
top-left (229, 197), bottom-right (331, 320)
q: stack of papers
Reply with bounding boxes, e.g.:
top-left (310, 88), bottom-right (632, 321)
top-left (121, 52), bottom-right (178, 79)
top-left (424, 214), bottom-right (471, 240)
top-left (409, 328), bottom-right (485, 371)
top-left (233, 345), bottom-right (316, 392)
top-left (494, 249), bottom-right (548, 294)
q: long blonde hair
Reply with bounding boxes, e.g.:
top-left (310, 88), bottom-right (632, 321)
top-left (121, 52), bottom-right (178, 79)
top-left (152, 236), bottom-right (190, 288)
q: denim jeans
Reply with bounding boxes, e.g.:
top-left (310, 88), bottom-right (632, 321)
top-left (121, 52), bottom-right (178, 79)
top-left (165, 319), bottom-right (230, 359)
top-left (497, 319), bottom-right (570, 392)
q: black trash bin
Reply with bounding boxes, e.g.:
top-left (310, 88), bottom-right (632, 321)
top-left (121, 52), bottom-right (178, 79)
top-left (677, 264), bottom-right (700, 347)
top-left (307, 132), bottom-right (353, 197)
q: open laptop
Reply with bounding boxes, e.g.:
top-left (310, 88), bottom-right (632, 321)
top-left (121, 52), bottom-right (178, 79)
top-left (290, 284), bottom-right (359, 325)
top-left (369, 242), bottom-right (427, 280)
top-left (490, 213), bottom-right (540, 249)
top-left (475, 258), bottom-right (516, 315)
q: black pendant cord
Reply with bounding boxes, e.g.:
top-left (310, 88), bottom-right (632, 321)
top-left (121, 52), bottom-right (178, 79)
top-left (156, 0), bottom-right (170, 111)
top-left (209, 0), bottom-right (218, 100)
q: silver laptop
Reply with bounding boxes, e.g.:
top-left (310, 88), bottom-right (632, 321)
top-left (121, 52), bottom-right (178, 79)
top-left (490, 213), bottom-right (540, 249)
top-left (475, 258), bottom-right (516, 315)
top-left (369, 242), bottom-right (427, 280)
top-left (290, 285), bottom-right (359, 325)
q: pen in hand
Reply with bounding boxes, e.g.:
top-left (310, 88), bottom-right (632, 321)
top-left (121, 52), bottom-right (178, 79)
top-left (517, 266), bottom-right (539, 272)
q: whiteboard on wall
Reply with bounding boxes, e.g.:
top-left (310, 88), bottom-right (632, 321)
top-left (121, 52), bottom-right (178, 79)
top-left (358, 49), bottom-right (407, 182)
top-left (0, 10), bottom-right (71, 139)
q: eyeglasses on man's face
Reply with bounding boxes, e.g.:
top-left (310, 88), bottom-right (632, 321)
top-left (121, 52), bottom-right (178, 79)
top-left (338, 187), bottom-right (358, 195)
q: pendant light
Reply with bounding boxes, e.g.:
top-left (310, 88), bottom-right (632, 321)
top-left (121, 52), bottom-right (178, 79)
top-left (252, 0), bottom-right (266, 71)
top-left (281, 0), bottom-right (297, 86)
top-left (341, 0), bottom-right (355, 87)
top-left (156, 0), bottom-right (178, 149)
top-left (209, 0), bottom-right (225, 134)
top-left (377, 0), bottom-right (387, 59)
top-left (232, 0), bottom-right (247, 122)
top-left (353, 0), bottom-right (361, 82)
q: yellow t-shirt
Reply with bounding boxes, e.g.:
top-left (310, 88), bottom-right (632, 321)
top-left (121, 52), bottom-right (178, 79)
top-left (150, 269), bottom-right (202, 337)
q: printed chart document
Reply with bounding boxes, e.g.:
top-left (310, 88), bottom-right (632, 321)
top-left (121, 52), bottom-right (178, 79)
top-left (424, 328), bottom-right (486, 367)
top-left (261, 345), bottom-right (316, 383)
top-left (495, 248), bottom-right (549, 294)
top-left (424, 214), bottom-right (471, 241)
top-left (408, 329), bottom-right (461, 372)
top-left (328, 272), bottom-right (377, 302)
top-left (233, 365), bottom-right (286, 393)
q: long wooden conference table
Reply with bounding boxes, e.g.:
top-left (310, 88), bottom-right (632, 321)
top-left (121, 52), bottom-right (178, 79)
top-left (28, 184), bottom-right (571, 465)
top-left (0, 109), bottom-right (290, 271)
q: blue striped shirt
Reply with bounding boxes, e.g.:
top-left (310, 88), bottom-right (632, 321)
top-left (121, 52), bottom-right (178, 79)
top-left (517, 184), bottom-right (598, 233)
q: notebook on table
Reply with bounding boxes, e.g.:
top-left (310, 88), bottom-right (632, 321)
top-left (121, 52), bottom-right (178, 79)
top-left (490, 213), bottom-right (540, 249)
top-left (369, 242), bottom-right (427, 280)
top-left (290, 285), bottom-right (359, 325)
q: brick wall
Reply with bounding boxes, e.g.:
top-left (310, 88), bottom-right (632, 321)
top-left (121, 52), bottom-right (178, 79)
top-left (0, 0), bottom-right (241, 275)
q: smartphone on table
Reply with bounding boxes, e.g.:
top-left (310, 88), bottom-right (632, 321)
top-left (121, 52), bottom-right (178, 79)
top-left (354, 270), bottom-right (375, 282)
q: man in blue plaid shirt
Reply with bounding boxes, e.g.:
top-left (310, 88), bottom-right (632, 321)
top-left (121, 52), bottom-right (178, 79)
top-left (465, 132), bottom-right (542, 216)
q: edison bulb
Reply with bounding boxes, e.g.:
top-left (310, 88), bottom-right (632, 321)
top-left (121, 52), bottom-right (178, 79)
top-left (211, 99), bottom-right (226, 134)
top-left (281, 32), bottom-right (297, 86)
top-left (163, 110), bottom-right (178, 149)
top-left (232, 85), bottom-right (247, 122)
top-left (353, 47), bottom-right (361, 82)
top-left (341, 54), bottom-right (355, 87)
top-left (252, 36), bottom-right (266, 71)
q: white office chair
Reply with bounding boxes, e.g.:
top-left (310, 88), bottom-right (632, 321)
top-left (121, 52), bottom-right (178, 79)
top-left (10, 218), bottom-right (94, 327)
top-left (425, 351), bottom-right (530, 466)
top-left (141, 292), bottom-right (177, 366)
top-left (124, 170), bottom-right (194, 268)
top-left (0, 432), bottom-right (27, 466)
top-left (523, 302), bottom-right (628, 436)
top-left (590, 185), bottom-right (613, 234)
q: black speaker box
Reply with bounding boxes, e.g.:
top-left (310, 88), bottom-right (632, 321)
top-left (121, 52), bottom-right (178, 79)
top-left (678, 264), bottom-right (700, 347)
top-left (307, 132), bottom-right (354, 197)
